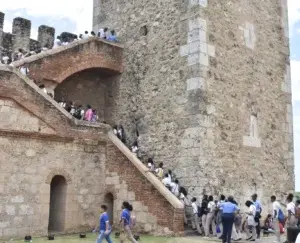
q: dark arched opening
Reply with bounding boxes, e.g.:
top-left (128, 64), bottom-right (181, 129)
top-left (54, 68), bottom-right (119, 124)
top-left (48, 175), bottom-right (67, 233)
top-left (104, 193), bottom-right (114, 225)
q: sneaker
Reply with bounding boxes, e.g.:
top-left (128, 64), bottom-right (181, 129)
top-left (249, 239), bottom-right (256, 242)
top-left (246, 236), bottom-right (253, 241)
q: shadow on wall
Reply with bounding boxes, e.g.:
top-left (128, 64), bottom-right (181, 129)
top-left (48, 175), bottom-right (67, 233)
top-left (54, 68), bottom-right (120, 124)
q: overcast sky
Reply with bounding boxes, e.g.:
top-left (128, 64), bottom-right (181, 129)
top-left (1, 0), bottom-right (299, 191)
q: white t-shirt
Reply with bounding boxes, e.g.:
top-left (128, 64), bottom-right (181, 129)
top-left (296, 233), bottom-right (300, 243)
top-left (132, 146), bottom-right (138, 153)
top-left (191, 202), bottom-right (198, 214)
top-left (98, 29), bottom-right (106, 38)
top-left (148, 163), bottom-right (154, 171)
top-left (20, 67), bottom-right (29, 75)
top-left (249, 204), bottom-right (256, 216)
top-left (162, 177), bottom-right (171, 186)
top-left (273, 201), bottom-right (281, 218)
top-left (170, 182), bottom-right (179, 196)
top-left (287, 202), bottom-right (296, 215)
top-left (83, 34), bottom-right (90, 39)
top-left (208, 201), bottom-right (216, 213)
top-left (2, 56), bottom-right (9, 64)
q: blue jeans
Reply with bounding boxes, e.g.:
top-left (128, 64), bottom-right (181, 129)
top-left (96, 230), bottom-right (113, 243)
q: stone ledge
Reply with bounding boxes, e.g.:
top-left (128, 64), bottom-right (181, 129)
top-left (12, 37), bottom-right (124, 67)
top-left (108, 131), bottom-right (184, 210)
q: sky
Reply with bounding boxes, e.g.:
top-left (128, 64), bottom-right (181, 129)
top-left (0, 1), bottom-right (299, 190)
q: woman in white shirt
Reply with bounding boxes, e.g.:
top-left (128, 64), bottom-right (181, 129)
top-left (205, 196), bottom-right (216, 237)
top-left (286, 193), bottom-right (297, 227)
top-left (245, 200), bottom-right (257, 241)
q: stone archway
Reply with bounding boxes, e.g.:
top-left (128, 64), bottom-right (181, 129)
top-left (54, 68), bottom-right (119, 124)
top-left (104, 193), bottom-right (114, 225)
top-left (48, 175), bottom-right (67, 233)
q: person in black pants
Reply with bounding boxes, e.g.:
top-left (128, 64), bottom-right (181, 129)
top-left (220, 196), bottom-right (240, 243)
top-left (252, 193), bottom-right (262, 239)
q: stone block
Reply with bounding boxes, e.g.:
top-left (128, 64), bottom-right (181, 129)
top-left (3, 228), bottom-right (17, 238)
top-left (188, 29), bottom-right (200, 43)
top-left (243, 136), bottom-right (261, 148)
top-left (186, 77), bottom-right (206, 91)
top-left (0, 106), bottom-right (10, 113)
top-left (11, 195), bottom-right (24, 203)
top-left (199, 53), bottom-right (209, 66)
top-left (189, 41), bottom-right (200, 54)
top-left (0, 221), bottom-right (10, 229)
top-left (187, 53), bottom-right (199, 66)
top-left (80, 188), bottom-right (89, 195)
top-left (144, 223), bottom-right (152, 232)
top-left (5, 205), bottom-right (15, 215)
top-left (207, 44), bottom-right (215, 57)
top-left (128, 191), bottom-right (135, 201)
top-left (199, 30), bottom-right (206, 42)
top-left (19, 204), bottom-right (34, 215)
top-left (199, 0), bottom-right (208, 7)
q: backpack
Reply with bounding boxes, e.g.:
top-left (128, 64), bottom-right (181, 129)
top-left (201, 200), bottom-right (209, 215)
top-left (197, 206), bottom-right (202, 217)
top-left (278, 208), bottom-right (285, 223)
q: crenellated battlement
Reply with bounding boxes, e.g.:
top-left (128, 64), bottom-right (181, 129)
top-left (0, 12), bottom-right (55, 58)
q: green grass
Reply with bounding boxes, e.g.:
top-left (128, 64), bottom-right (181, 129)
top-left (8, 233), bottom-right (203, 243)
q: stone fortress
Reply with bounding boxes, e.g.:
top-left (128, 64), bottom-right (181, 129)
top-left (0, 0), bottom-right (295, 240)
top-left (93, 0), bottom-right (294, 209)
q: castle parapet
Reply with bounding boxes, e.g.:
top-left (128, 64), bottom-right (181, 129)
top-left (12, 17), bottom-right (31, 52)
top-left (38, 25), bottom-right (55, 48)
top-left (0, 13), bottom-right (55, 58)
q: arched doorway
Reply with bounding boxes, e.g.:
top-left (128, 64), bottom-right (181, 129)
top-left (48, 175), bottom-right (67, 233)
top-left (104, 193), bottom-right (114, 225)
top-left (54, 68), bottom-right (119, 124)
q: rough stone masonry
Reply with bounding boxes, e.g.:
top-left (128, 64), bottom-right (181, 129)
top-left (93, 0), bottom-right (294, 207)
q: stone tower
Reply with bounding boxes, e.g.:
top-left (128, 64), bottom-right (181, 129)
top-left (93, 0), bottom-right (294, 205)
top-left (12, 17), bottom-right (32, 52)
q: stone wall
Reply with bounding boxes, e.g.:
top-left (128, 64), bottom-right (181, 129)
top-left (93, 0), bottom-right (294, 207)
top-left (0, 66), bottom-right (184, 239)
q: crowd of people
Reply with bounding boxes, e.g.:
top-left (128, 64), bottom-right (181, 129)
top-left (58, 102), bottom-right (100, 122)
top-left (0, 27), bottom-right (119, 65)
top-left (111, 130), bottom-right (300, 243)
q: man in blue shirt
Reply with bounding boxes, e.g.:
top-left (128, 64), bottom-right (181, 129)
top-left (120, 201), bottom-right (138, 243)
top-left (96, 205), bottom-right (113, 243)
top-left (252, 193), bottom-right (262, 239)
top-left (220, 196), bottom-right (240, 243)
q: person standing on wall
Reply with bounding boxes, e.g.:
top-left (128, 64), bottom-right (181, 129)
top-left (252, 193), bottom-right (262, 240)
top-left (119, 201), bottom-right (138, 243)
top-left (96, 205), bottom-right (113, 243)
top-left (220, 196), bottom-right (240, 243)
